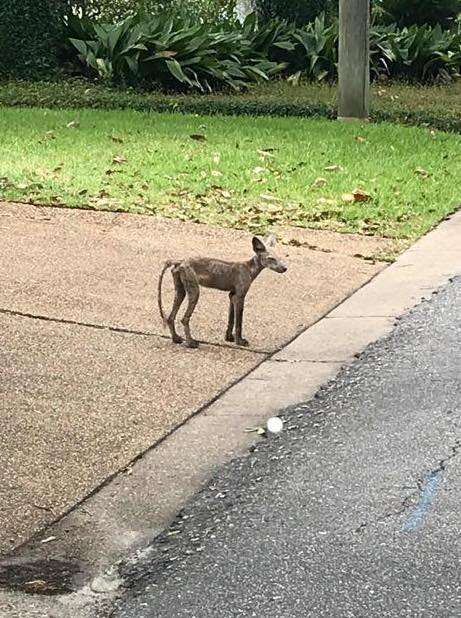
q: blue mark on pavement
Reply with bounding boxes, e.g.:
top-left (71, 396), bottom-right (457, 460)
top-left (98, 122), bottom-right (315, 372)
top-left (402, 470), bottom-right (442, 532)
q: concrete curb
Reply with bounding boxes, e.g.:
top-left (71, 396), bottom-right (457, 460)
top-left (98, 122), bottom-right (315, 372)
top-left (2, 211), bottom-right (461, 609)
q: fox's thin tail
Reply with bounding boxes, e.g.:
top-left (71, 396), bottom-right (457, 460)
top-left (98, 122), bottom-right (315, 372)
top-left (158, 260), bottom-right (176, 327)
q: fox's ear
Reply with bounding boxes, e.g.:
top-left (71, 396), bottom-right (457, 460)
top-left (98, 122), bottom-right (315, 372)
top-left (252, 236), bottom-right (266, 253)
top-left (264, 234), bottom-right (277, 248)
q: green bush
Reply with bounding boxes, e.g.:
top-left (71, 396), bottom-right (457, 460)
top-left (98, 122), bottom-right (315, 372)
top-left (66, 10), bottom-right (461, 89)
top-left (0, 0), bottom-right (69, 78)
top-left (377, 0), bottom-right (461, 28)
top-left (67, 13), bottom-right (289, 90)
top-left (371, 22), bottom-right (461, 81)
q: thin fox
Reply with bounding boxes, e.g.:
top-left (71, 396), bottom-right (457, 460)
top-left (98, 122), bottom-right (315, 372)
top-left (158, 235), bottom-right (287, 349)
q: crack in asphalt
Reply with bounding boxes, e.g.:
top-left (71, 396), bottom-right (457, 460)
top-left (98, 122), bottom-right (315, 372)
top-left (354, 438), bottom-right (461, 534)
top-left (434, 439), bottom-right (461, 473)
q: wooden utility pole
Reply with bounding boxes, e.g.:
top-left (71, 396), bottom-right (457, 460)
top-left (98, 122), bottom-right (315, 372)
top-left (338, 0), bottom-right (370, 120)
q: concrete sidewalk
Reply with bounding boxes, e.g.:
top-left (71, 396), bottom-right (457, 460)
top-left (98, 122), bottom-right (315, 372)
top-left (0, 201), bottom-right (384, 555)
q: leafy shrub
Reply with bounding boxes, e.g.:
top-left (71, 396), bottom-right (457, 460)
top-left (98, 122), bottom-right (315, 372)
top-left (376, 0), bottom-right (461, 28)
top-left (370, 22), bottom-right (461, 81)
top-left (66, 10), bottom-right (461, 89)
top-left (0, 0), bottom-right (69, 78)
top-left (293, 14), bottom-right (338, 81)
top-left (67, 13), bottom-right (289, 90)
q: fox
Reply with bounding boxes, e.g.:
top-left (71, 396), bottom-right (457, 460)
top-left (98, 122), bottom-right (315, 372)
top-left (158, 235), bottom-right (287, 349)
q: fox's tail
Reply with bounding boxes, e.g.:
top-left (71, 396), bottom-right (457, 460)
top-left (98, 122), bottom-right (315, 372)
top-left (158, 260), bottom-right (177, 327)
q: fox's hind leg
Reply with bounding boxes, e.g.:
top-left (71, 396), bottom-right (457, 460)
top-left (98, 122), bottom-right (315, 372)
top-left (179, 264), bottom-right (200, 349)
top-left (167, 266), bottom-right (186, 344)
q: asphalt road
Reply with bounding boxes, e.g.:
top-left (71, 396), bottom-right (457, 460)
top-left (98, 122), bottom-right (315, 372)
top-left (110, 278), bottom-right (461, 618)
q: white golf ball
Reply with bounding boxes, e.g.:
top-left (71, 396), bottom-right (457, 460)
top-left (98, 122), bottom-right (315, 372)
top-left (267, 416), bottom-right (283, 434)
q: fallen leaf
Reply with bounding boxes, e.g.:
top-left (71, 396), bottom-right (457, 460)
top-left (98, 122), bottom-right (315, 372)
top-left (159, 50), bottom-right (177, 57)
top-left (260, 193), bottom-right (281, 202)
top-left (66, 120), bottom-right (80, 129)
top-left (316, 197), bottom-right (337, 206)
top-left (324, 165), bottom-right (343, 172)
top-left (190, 133), bottom-right (206, 142)
top-left (414, 167), bottom-right (430, 178)
top-left (112, 155), bottom-right (127, 164)
top-left (355, 136), bottom-right (367, 143)
top-left (244, 426), bottom-right (266, 435)
top-left (342, 189), bottom-right (372, 203)
top-left (257, 149), bottom-right (275, 159)
top-left (353, 189), bottom-right (372, 202)
top-left (312, 177), bottom-right (327, 188)
top-left (24, 580), bottom-right (50, 593)
top-left (212, 186), bottom-right (231, 199)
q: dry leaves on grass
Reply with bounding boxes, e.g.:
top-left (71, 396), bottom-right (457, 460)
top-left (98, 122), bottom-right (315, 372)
top-left (190, 133), bottom-right (207, 142)
top-left (260, 193), bottom-right (282, 202)
top-left (324, 164), bottom-right (344, 172)
top-left (342, 189), bottom-right (372, 203)
top-left (112, 155), bottom-right (127, 164)
top-left (252, 166), bottom-right (268, 175)
top-left (257, 148), bottom-right (275, 160)
top-left (312, 177), bottom-right (327, 188)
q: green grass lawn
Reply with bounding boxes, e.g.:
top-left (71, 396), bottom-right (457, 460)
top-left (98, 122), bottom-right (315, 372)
top-left (0, 107), bottom-right (460, 245)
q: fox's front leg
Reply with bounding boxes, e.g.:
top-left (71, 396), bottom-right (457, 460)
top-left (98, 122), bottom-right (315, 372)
top-left (233, 295), bottom-right (249, 347)
top-left (225, 292), bottom-right (235, 342)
